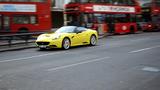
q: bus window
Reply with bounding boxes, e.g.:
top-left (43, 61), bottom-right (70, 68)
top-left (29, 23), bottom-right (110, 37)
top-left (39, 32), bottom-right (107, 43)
top-left (13, 15), bottom-right (37, 24)
top-left (30, 16), bottom-right (37, 24)
top-left (4, 16), bottom-right (10, 31)
top-left (136, 14), bottom-right (142, 22)
top-left (70, 0), bottom-right (80, 3)
top-left (66, 14), bottom-right (80, 26)
top-left (128, 0), bottom-right (136, 6)
top-left (83, 14), bottom-right (94, 27)
top-left (130, 14), bottom-right (136, 22)
top-left (88, 0), bottom-right (97, 3)
top-left (114, 14), bottom-right (130, 23)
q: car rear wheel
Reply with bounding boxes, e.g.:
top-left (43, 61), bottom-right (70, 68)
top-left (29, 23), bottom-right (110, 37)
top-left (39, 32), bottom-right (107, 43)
top-left (90, 35), bottom-right (97, 46)
top-left (62, 38), bottom-right (70, 50)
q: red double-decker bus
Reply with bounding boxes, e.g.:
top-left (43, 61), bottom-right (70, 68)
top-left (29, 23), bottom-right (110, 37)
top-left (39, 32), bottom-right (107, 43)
top-left (64, 0), bottom-right (141, 35)
top-left (137, 0), bottom-right (160, 31)
top-left (0, 0), bottom-right (52, 33)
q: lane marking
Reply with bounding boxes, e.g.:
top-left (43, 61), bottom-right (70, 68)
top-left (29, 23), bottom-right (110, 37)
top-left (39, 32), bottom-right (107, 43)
top-left (0, 51), bottom-right (66, 63)
top-left (129, 45), bottom-right (160, 53)
top-left (131, 38), bottom-right (151, 42)
top-left (142, 66), bottom-right (160, 72)
top-left (47, 57), bottom-right (110, 71)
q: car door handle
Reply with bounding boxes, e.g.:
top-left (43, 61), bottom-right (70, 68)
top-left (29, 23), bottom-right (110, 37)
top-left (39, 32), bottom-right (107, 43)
top-left (72, 36), bottom-right (74, 38)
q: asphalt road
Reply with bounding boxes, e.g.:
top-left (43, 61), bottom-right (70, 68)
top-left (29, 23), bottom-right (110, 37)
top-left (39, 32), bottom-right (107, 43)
top-left (0, 32), bottom-right (160, 90)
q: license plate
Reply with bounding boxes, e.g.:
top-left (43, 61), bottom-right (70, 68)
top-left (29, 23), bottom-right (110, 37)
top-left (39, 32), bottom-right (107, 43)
top-left (39, 45), bottom-right (47, 48)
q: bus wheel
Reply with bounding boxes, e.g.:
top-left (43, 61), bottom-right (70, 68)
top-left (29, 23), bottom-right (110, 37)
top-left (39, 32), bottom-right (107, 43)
top-left (18, 28), bottom-right (29, 33)
top-left (130, 26), bottom-right (135, 34)
top-left (18, 28), bottom-right (30, 40)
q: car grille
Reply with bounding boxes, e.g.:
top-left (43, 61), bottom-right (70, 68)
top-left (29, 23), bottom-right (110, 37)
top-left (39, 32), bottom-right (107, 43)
top-left (36, 42), bottom-right (50, 45)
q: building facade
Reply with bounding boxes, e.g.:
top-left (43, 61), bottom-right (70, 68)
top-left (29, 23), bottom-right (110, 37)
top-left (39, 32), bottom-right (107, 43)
top-left (51, 0), bottom-right (71, 28)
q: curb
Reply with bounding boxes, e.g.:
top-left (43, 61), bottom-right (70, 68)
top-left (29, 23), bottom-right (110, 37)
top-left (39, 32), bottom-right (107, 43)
top-left (0, 44), bottom-right (37, 52)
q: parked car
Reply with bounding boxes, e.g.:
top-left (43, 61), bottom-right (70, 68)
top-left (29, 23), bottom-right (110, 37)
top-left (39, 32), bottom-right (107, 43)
top-left (36, 26), bottom-right (98, 50)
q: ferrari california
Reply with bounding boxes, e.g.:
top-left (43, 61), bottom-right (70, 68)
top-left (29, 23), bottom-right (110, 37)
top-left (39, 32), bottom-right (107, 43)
top-left (36, 26), bottom-right (98, 50)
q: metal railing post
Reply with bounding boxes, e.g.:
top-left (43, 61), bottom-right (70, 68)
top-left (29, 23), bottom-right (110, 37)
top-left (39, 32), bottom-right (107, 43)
top-left (8, 36), bottom-right (13, 47)
top-left (0, 32), bottom-right (43, 47)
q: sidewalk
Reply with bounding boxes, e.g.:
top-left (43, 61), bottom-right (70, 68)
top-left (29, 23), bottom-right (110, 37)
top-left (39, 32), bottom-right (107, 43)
top-left (0, 40), bottom-right (37, 52)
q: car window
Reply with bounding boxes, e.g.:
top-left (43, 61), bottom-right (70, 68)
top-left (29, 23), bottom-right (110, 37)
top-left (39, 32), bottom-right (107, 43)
top-left (76, 27), bottom-right (87, 32)
top-left (55, 26), bottom-right (76, 33)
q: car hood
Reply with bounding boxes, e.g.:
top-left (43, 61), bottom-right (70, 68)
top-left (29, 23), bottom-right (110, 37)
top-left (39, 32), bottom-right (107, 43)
top-left (36, 33), bottom-right (66, 41)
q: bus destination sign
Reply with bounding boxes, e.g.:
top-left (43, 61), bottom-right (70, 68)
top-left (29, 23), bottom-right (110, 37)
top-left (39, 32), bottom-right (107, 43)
top-left (93, 5), bottom-right (135, 13)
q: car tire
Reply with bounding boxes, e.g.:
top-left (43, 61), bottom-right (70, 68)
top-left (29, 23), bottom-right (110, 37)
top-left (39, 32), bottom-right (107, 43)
top-left (62, 38), bottom-right (70, 50)
top-left (90, 35), bottom-right (97, 46)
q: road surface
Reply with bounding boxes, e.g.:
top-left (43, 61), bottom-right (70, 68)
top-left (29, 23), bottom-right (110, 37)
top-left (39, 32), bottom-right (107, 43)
top-left (0, 32), bottom-right (160, 90)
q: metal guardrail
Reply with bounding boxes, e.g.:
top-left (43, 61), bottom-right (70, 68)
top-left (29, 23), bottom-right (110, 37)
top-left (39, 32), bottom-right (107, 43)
top-left (0, 32), bottom-right (44, 47)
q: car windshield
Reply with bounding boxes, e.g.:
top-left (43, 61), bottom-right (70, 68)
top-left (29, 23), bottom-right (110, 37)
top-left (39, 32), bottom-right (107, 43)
top-left (55, 26), bottom-right (77, 33)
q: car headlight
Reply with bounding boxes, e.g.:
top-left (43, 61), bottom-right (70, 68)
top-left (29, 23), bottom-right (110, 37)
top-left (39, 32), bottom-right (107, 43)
top-left (52, 34), bottom-right (61, 40)
top-left (37, 34), bottom-right (51, 41)
top-left (37, 35), bottom-right (44, 40)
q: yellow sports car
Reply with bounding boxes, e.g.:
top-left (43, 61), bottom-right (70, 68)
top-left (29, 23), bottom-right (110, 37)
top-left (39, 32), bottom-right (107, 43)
top-left (36, 26), bottom-right (98, 50)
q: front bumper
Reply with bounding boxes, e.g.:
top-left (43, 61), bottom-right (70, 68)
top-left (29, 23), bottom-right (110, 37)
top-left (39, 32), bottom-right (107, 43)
top-left (36, 39), bottom-right (62, 49)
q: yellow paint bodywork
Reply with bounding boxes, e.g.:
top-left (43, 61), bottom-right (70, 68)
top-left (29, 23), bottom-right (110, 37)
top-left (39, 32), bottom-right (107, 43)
top-left (36, 29), bottom-right (98, 49)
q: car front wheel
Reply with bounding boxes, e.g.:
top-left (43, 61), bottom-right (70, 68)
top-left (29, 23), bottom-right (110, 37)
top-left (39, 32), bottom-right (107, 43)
top-left (62, 38), bottom-right (70, 50)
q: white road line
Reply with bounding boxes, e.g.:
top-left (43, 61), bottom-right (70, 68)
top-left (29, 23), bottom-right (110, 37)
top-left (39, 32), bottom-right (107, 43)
top-left (47, 57), bottom-right (110, 71)
top-left (129, 45), bottom-right (160, 53)
top-left (131, 38), bottom-right (151, 42)
top-left (0, 51), bottom-right (65, 63)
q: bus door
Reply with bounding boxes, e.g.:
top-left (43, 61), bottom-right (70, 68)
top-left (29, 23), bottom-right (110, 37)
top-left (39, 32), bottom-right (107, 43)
top-left (106, 15), bottom-right (115, 33)
top-left (0, 15), bottom-right (10, 32)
